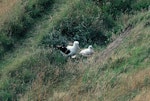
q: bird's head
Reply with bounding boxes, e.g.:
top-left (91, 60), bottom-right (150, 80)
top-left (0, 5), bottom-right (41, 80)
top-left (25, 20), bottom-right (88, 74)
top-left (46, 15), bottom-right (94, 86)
top-left (88, 45), bottom-right (93, 49)
top-left (73, 41), bottom-right (79, 46)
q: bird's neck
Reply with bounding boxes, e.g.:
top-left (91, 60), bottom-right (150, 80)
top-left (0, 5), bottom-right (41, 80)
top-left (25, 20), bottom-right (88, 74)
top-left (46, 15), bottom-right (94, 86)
top-left (73, 45), bottom-right (78, 50)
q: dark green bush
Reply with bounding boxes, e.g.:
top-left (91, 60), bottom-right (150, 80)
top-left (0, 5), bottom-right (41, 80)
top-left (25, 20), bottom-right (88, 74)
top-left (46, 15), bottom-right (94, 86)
top-left (94, 0), bottom-right (150, 16)
top-left (100, 0), bottom-right (135, 19)
top-left (0, 33), bottom-right (13, 58)
top-left (91, 0), bottom-right (150, 44)
top-left (42, 17), bottom-right (109, 47)
top-left (59, 19), bottom-right (109, 46)
top-left (131, 0), bottom-right (150, 11)
top-left (102, 12), bottom-right (116, 29)
top-left (0, 90), bottom-right (12, 101)
top-left (93, 0), bottom-right (150, 31)
top-left (41, 30), bottom-right (68, 47)
top-left (43, 0), bottom-right (108, 46)
top-left (25, 0), bottom-right (54, 18)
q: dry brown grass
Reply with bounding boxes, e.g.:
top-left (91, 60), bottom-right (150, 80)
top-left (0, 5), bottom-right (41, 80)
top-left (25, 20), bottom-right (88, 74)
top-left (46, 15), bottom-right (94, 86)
top-left (20, 66), bottom-right (52, 101)
top-left (0, 0), bottom-right (18, 15)
top-left (0, 0), bottom-right (20, 26)
top-left (44, 57), bottom-right (97, 101)
top-left (50, 78), bottom-right (83, 101)
top-left (132, 88), bottom-right (150, 101)
top-left (48, 17), bottom-right (149, 101)
top-left (104, 68), bottom-right (150, 101)
top-left (128, 68), bottom-right (150, 97)
top-left (126, 68), bottom-right (150, 90)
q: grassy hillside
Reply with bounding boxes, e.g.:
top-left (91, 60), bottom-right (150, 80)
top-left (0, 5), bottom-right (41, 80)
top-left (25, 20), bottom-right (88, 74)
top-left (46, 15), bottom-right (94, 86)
top-left (0, 0), bottom-right (150, 101)
top-left (0, 0), bottom-right (54, 58)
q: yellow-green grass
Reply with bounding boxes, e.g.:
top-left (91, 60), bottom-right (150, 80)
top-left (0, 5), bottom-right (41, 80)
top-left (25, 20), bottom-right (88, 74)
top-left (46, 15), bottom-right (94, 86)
top-left (98, 12), bottom-right (150, 101)
top-left (0, 0), bottom-right (81, 71)
top-left (0, 0), bottom-right (85, 100)
top-left (20, 12), bottom-right (150, 100)
top-left (0, 0), bottom-right (100, 81)
top-left (0, 0), bottom-right (150, 101)
top-left (41, 11), bottom-right (150, 101)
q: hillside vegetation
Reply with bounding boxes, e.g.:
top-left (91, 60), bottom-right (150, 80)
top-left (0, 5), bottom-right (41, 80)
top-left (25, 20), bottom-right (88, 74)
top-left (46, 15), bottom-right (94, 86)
top-left (0, 0), bottom-right (150, 101)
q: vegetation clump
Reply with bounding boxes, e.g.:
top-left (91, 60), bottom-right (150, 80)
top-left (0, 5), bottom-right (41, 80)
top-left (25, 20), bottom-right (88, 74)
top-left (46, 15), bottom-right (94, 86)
top-left (0, 0), bottom-right (150, 101)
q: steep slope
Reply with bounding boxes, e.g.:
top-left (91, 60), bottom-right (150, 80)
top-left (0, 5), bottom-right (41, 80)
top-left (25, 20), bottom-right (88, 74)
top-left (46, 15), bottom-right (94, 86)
top-left (0, 0), bottom-right (83, 100)
top-left (0, 0), bottom-right (150, 101)
top-left (48, 11), bottom-right (150, 101)
top-left (19, 11), bottom-right (150, 101)
top-left (98, 25), bottom-right (132, 63)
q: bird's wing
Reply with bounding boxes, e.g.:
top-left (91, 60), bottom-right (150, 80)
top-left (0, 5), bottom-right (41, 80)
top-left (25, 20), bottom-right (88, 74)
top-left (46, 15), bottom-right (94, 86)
top-left (80, 49), bottom-right (88, 54)
top-left (80, 49), bottom-right (94, 56)
top-left (66, 45), bottom-right (73, 50)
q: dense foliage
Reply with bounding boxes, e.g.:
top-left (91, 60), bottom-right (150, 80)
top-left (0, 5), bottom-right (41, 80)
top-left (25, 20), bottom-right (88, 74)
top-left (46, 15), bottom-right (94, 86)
top-left (1, 0), bottom-right (150, 58)
top-left (0, 0), bottom-right (150, 100)
top-left (42, 0), bottom-right (150, 47)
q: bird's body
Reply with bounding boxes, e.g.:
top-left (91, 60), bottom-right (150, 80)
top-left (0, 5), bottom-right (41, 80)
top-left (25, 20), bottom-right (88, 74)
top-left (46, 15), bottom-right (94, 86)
top-left (56, 46), bottom-right (70, 54)
top-left (57, 41), bottom-right (80, 57)
top-left (79, 45), bottom-right (94, 57)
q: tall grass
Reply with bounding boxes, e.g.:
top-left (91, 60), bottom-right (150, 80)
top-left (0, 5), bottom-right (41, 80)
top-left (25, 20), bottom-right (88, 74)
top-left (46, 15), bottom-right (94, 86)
top-left (0, 0), bottom-right (150, 101)
top-left (0, 0), bottom-right (79, 100)
top-left (80, 11), bottom-right (150, 101)
top-left (0, 0), bottom-right (54, 58)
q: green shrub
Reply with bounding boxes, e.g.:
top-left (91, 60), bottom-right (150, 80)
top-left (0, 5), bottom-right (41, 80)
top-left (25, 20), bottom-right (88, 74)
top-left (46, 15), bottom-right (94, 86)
top-left (131, 0), bottom-right (150, 11)
top-left (0, 90), bottom-right (12, 101)
top-left (25, 0), bottom-right (54, 18)
top-left (102, 12), bottom-right (116, 29)
top-left (41, 0), bottom-right (109, 47)
top-left (0, 33), bottom-right (13, 57)
top-left (59, 17), bottom-right (109, 46)
top-left (41, 30), bottom-right (68, 47)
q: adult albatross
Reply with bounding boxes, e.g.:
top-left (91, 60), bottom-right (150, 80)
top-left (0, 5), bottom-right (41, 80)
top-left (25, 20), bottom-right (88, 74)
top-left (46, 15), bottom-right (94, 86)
top-left (57, 41), bottom-right (80, 58)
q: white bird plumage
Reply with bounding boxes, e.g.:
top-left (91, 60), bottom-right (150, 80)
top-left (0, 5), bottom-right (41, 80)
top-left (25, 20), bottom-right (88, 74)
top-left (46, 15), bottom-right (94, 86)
top-left (79, 45), bottom-right (94, 57)
top-left (66, 41), bottom-right (80, 56)
top-left (57, 41), bottom-right (80, 58)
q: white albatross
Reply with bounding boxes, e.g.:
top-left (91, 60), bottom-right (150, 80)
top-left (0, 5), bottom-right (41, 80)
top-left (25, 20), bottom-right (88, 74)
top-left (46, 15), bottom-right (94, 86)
top-left (56, 41), bottom-right (80, 58)
top-left (79, 45), bottom-right (94, 57)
